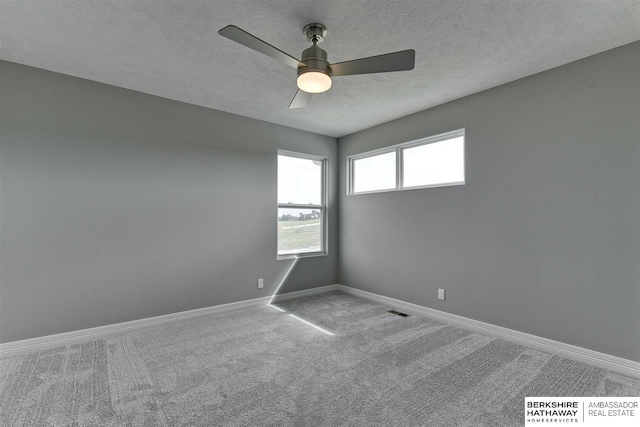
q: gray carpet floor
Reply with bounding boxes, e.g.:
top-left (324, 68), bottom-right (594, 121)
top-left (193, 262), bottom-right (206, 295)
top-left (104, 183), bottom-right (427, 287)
top-left (1, 291), bottom-right (638, 426)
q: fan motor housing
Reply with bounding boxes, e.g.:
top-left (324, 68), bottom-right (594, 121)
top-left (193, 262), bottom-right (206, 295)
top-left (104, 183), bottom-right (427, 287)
top-left (299, 44), bottom-right (332, 78)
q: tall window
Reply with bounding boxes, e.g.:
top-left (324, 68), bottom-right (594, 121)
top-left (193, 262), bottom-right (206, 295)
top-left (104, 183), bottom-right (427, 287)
top-left (277, 151), bottom-right (327, 258)
top-left (347, 129), bottom-right (465, 195)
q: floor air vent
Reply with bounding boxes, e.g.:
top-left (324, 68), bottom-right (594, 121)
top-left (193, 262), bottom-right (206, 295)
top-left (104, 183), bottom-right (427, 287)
top-left (387, 309), bottom-right (410, 317)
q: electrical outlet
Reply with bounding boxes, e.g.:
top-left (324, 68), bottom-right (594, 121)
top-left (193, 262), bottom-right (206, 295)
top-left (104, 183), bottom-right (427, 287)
top-left (438, 288), bottom-right (445, 301)
top-left (257, 278), bottom-right (264, 289)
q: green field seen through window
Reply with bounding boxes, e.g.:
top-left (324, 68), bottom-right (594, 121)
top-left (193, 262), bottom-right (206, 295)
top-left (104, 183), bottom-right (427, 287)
top-left (277, 217), bottom-right (321, 253)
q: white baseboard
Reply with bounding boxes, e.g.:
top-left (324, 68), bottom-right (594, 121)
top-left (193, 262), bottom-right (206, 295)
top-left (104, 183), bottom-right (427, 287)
top-left (0, 285), bottom-right (338, 358)
top-left (4, 283), bottom-right (637, 379)
top-left (337, 285), bottom-right (640, 379)
top-left (270, 284), bottom-right (338, 303)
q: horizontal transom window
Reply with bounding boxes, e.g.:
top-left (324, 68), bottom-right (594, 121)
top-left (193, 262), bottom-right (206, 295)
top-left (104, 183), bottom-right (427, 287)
top-left (347, 129), bottom-right (465, 195)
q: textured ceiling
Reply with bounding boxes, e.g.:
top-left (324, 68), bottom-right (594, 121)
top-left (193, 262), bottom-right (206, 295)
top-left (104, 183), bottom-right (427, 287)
top-left (1, 1), bottom-right (639, 137)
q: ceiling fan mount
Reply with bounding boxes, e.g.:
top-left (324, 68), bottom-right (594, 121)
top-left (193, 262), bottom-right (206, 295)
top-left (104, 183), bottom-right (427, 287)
top-left (303, 23), bottom-right (327, 43)
top-left (218, 22), bottom-right (415, 109)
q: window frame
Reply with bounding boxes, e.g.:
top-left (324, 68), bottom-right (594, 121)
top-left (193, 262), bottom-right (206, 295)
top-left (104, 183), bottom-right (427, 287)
top-left (346, 128), bottom-right (465, 196)
top-left (349, 148), bottom-right (397, 195)
top-left (277, 150), bottom-right (328, 260)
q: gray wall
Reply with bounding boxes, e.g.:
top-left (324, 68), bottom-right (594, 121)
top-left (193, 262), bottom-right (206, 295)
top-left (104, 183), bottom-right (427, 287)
top-left (0, 60), bottom-right (338, 343)
top-left (338, 42), bottom-right (640, 362)
top-left (2, 42), bottom-right (638, 363)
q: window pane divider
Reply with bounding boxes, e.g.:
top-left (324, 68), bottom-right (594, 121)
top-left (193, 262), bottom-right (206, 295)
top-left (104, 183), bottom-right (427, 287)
top-left (396, 147), bottom-right (403, 190)
top-left (278, 203), bottom-right (324, 209)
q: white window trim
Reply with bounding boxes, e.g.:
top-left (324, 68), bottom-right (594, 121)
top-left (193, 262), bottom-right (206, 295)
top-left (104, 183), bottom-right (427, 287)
top-left (346, 128), bottom-right (465, 196)
top-left (277, 150), bottom-right (328, 260)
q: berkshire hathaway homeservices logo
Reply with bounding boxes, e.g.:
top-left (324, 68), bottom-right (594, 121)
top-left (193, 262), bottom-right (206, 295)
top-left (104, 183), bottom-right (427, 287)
top-left (525, 397), bottom-right (639, 426)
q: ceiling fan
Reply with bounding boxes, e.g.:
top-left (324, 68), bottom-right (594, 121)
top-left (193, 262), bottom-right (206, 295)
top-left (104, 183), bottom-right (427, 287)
top-left (218, 23), bottom-right (415, 109)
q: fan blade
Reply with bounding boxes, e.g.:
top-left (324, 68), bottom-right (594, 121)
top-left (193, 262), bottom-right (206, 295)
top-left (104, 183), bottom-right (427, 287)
top-left (218, 25), bottom-right (304, 69)
top-left (289, 90), bottom-right (313, 109)
top-left (330, 49), bottom-right (415, 76)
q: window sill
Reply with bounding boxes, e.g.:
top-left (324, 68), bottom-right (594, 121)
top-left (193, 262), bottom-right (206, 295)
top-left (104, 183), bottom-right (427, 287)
top-left (348, 180), bottom-right (465, 196)
top-left (277, 252), bottom-right (328, 261)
